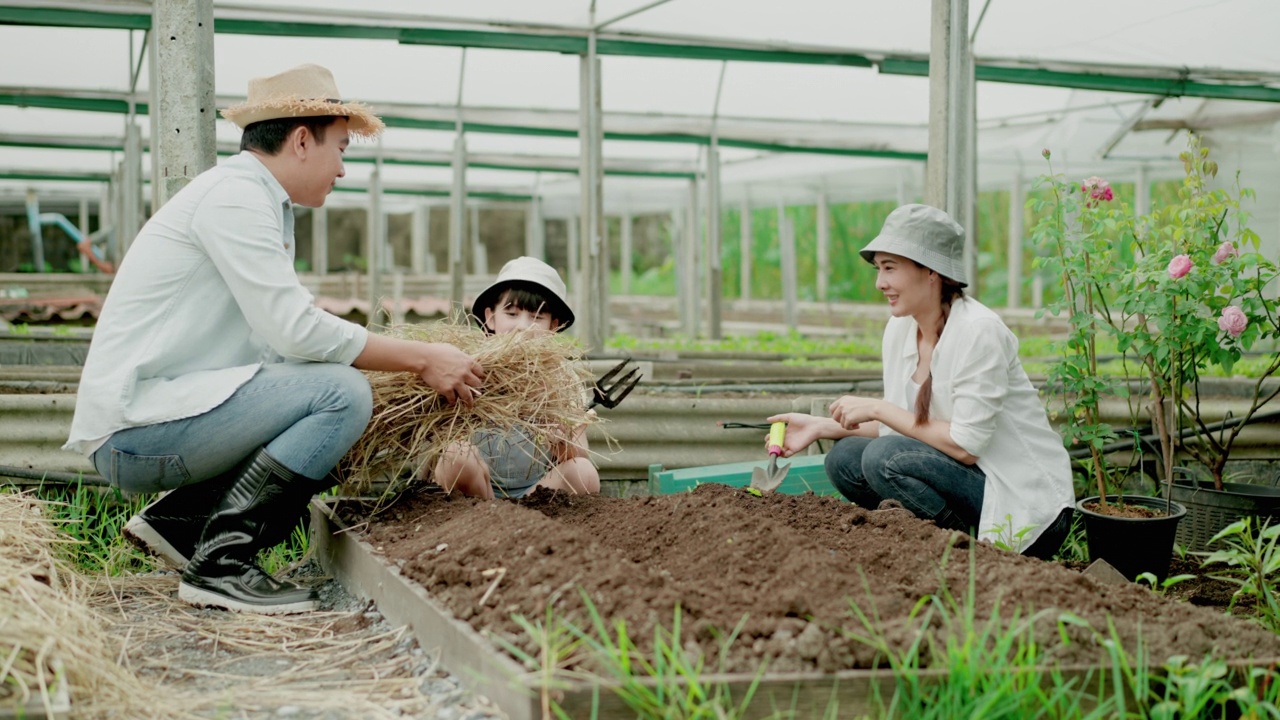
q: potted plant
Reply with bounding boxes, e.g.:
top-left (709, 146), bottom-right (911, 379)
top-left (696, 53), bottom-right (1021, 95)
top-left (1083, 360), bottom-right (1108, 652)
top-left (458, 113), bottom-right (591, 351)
top-left (1126, 137), bottom-right (1280, 552)
top-left (1032, 134), bottom-right (1280, 572)
top-left (1031, 148), bottom-right (1183, 580)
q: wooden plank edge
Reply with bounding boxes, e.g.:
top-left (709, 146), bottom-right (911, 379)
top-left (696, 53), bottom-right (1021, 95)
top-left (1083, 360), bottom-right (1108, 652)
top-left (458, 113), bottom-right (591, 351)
top-left (310, 499), bottom-right (541, 720)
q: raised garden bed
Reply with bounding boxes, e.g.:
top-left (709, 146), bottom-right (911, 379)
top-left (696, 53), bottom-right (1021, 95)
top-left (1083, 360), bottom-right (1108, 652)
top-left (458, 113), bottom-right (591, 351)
top-left (313, 485), bottom-right (1280, 718)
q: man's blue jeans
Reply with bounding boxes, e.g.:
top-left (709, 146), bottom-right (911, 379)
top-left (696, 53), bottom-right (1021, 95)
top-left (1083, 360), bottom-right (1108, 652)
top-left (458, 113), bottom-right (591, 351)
top-left (824, 434), bottom-right (986, 529)
top-left (92, 363), bottom-right (372, 494)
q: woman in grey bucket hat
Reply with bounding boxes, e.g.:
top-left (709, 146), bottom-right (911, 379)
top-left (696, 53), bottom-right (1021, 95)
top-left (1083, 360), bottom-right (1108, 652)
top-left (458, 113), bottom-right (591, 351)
top-left (765, 204), bottom-right (1075, 560)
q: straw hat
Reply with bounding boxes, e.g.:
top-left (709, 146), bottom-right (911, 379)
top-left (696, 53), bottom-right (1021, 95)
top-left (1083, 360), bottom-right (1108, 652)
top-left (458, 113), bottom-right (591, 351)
top-left (472, 257), bottom-right (574, 331)
top-left (221, 64), bottom-right (384, 138)
top-left (859, 203), bottom-right (967, 287)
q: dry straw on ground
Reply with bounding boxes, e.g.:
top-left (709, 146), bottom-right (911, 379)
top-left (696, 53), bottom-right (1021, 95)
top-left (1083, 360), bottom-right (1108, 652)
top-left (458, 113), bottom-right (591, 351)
top-left (0, 492), bottom-right (175, 720)
top-left (338, 321), bottom-right (600, 494)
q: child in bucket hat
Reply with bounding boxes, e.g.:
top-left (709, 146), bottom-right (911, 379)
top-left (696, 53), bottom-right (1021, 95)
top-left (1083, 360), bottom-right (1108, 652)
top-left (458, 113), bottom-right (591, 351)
top-left (430, 257), bottom-right (600, 499)
top-left (72, 63), bottom-right (483, 616)
top-left (765, 204), bottom-right (1076, 560)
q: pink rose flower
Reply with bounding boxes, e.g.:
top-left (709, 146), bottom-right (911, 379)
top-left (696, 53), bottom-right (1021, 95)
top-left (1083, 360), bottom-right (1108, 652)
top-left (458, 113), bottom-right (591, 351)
top-left (1168, 254), bottom-right (1193, 279)
top-left (1212, 241), bottom-right (1238, 265)
top-left (1080, 176), bottom-right (1113, 207)
top-left (1219, 306), bottom-right (1247, 338)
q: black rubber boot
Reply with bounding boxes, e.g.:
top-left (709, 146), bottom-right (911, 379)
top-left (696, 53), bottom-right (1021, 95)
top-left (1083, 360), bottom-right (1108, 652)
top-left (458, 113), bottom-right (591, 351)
top-left (122, 472), bottom-right (238, 570)
top-left (178, 449), bottom-right (320, 615)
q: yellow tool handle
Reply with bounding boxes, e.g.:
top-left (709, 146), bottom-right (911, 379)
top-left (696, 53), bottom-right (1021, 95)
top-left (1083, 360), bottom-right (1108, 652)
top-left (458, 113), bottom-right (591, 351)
top-left (767, 421), bottom-right (787, 456)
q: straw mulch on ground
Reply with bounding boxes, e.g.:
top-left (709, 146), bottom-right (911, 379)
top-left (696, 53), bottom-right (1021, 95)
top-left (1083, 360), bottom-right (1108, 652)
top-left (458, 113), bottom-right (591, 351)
top-left (1, 491), bottom-right (495, 719)
top-left (337, 321), bottom-right (600, 494)
top-left (0, 491), bottom-right (169, 719)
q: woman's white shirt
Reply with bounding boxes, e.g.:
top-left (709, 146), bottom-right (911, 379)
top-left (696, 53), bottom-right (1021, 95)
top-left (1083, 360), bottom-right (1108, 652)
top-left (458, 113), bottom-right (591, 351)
top-left (879, 296), bottom-right (1074, 551)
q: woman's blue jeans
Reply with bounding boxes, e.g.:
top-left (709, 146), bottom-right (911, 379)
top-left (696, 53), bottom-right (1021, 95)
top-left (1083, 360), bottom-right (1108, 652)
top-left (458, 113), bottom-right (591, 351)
top-left (92, 363), bottom-right (372, 494)
top-left (824, 434), bottom-right (986, 529)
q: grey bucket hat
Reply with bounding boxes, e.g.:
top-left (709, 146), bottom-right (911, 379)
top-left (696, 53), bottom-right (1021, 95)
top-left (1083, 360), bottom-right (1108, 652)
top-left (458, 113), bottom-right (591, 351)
top-left (859, 204), bottom-right (967, 287)
top-left (471, 256), bottom-right (574, 331)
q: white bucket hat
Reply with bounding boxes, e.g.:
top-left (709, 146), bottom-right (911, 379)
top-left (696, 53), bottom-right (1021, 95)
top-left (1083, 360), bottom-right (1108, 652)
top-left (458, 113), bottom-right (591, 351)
top-left (859, 204), bottom-right (967, 287)
top-left (221, 64), bottom-right (385, 138)
top-left (471, 257), bottom-right (574, 331)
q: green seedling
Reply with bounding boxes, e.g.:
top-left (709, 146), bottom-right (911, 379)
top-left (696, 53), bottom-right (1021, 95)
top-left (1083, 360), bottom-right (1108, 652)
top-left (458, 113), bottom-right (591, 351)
top-left (1135, 572), bottom-right (1195, 595)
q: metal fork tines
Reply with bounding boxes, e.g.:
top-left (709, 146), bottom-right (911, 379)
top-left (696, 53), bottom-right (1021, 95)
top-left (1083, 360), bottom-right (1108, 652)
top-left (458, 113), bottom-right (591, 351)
top-left (590, 358), bottom-right (642, 409)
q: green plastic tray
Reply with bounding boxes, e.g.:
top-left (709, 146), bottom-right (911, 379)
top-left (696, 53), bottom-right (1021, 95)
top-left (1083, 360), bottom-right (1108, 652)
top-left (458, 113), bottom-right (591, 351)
top-left (647, 454), bottom-right (836, 496)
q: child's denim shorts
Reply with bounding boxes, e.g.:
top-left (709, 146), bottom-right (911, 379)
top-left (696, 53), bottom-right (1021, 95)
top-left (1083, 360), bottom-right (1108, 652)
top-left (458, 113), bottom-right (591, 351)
top-left (472, 427), bottom-right (554, 499)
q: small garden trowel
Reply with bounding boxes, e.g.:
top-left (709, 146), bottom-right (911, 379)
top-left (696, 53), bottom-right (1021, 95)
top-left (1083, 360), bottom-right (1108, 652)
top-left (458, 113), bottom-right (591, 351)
top-left (750, 422), bottom-right (790, 492)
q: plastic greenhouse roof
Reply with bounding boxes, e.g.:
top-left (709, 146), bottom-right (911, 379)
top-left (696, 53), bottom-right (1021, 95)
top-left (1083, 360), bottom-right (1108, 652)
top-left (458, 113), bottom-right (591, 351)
top-left (1, 0), bottom-right (1279, 218)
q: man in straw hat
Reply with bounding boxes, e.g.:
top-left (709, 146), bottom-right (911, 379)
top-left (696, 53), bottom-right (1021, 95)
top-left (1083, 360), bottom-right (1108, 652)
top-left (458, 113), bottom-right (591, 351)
top-left (65, 63), bottom-right (486, 615)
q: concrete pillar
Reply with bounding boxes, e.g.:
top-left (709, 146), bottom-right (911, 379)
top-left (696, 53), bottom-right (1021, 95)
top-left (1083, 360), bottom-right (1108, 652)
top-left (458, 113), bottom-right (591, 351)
top-left (620, 212), bottom-right (633, 295)
top-left (312, 204), bottom-right (329, 275)
top-left (707, 143), bottom-right (723, 339)
top-left (816, 192), bottom-right (830, 302)
top-left (779, 203), bottom-right (798, 331)
top-left (411, 203), bottom-right (429, 274)
top-left (149, 0), bottom-right (215, 209)
top-left (1007, 172), bottom-right (1024, 309)
top-left (739, 199), bottom-right (752, 303)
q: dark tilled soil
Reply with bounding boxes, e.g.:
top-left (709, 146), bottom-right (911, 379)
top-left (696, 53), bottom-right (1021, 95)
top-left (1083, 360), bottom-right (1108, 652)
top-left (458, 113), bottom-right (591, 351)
top-left (349, 484), bottom-right (1280, 675)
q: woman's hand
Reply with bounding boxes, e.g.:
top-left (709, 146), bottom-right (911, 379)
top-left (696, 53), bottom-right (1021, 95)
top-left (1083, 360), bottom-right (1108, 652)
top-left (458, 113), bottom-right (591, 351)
top-left (764, 413), bottom-right (825, 458)
top-left (828, 395), bottom-right (882, 430)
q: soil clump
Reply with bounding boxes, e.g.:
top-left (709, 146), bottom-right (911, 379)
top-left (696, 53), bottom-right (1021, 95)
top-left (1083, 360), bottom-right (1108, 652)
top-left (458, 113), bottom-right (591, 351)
top-left (350, 483), bottom-right (1280, 675)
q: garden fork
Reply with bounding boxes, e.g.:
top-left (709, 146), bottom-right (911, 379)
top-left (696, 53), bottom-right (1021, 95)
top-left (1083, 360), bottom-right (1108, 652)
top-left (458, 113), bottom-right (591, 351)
top-left (589, 358), bottom-right (642, 410)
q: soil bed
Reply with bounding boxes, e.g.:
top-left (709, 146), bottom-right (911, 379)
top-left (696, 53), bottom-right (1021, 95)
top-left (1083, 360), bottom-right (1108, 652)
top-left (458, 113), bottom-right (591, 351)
top-left (346, 484), bottom-right (1280, 675)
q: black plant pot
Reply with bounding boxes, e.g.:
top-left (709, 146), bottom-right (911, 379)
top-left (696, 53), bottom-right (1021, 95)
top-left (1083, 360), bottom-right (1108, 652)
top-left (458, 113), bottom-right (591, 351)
top-left (1076, 495), bottom-right (1186, 581)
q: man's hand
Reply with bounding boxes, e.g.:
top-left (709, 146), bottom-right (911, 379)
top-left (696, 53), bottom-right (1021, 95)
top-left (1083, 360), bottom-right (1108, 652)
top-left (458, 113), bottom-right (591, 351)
top-left (418, 342), bottom-right (486, 406)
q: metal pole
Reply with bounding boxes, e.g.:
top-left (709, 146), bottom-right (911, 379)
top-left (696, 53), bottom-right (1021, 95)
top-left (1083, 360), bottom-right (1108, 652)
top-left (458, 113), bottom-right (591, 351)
top-left (685, 179), bottom-right (700, 337)
top-left (448, 135), bottom-right (466, 308)
top-left (578, 23), bottom-right (607, 351)
top-left (367, 156), bottom-right (384, 328)
top-left (312, 204), bottom-right (328, 275)
top-left (470, 206), bottom-right (487, 275)
top-left (24, 190), bottom-right (44, 272)
top-left (449, 50), bottom-right (468, 311)
top-left (1134, 165), bottom-right (1151, 217)
top-left (816, 192), bottom-right (830, 302)
top-left (1007, 172), bottom-right (1024, 309)
top-left (779, 203), bottom-right (798, 331)
top-left (150, 0), bottom-right (215, 209)
top-left (526, 194), bottom-right (545, 260)
top-left (411, 203), bottom-right (428, 274)
top-left (962, 43), bottom-right (978, 294)
top-left (120, 30), bottom-right (144, 256)
top-left (673, 209), bottom-right (691, 335)
top-left (707, 141), bottom-right (723, 339)
top-left (77, 198), bottom-right (90, 273)
top-left (620, 211), bottom-right (633, 295)
top-left (925, 0), bottom-right (971, 218)
top-left (739, 198), bottom-right (752, 303)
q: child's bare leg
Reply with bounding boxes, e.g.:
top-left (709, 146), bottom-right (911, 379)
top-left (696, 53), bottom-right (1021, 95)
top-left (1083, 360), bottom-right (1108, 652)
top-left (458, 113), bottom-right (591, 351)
top-left (432, 443), bottom-right (494, 499)
top-left (534, 458), bottom-right (600, 495)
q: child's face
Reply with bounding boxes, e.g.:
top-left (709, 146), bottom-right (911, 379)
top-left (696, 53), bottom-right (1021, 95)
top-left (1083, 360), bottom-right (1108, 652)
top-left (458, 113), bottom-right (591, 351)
top-left (485, 298), bottom-right (558, 335)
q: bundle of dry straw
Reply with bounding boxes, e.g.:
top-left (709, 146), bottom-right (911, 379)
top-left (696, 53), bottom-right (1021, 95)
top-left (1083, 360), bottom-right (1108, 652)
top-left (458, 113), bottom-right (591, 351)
top-left (338, 321), bottom-right (599, 494)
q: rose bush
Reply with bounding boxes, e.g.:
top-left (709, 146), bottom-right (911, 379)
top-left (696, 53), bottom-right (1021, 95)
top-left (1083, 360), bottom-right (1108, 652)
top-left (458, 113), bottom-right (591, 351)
top-left (1032, 133), bottom-right (1280, 504)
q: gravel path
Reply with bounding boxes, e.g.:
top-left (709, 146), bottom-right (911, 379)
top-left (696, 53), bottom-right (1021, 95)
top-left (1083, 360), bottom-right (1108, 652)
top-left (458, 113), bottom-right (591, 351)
top-left (88, 564), bottom-right (509, 720)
